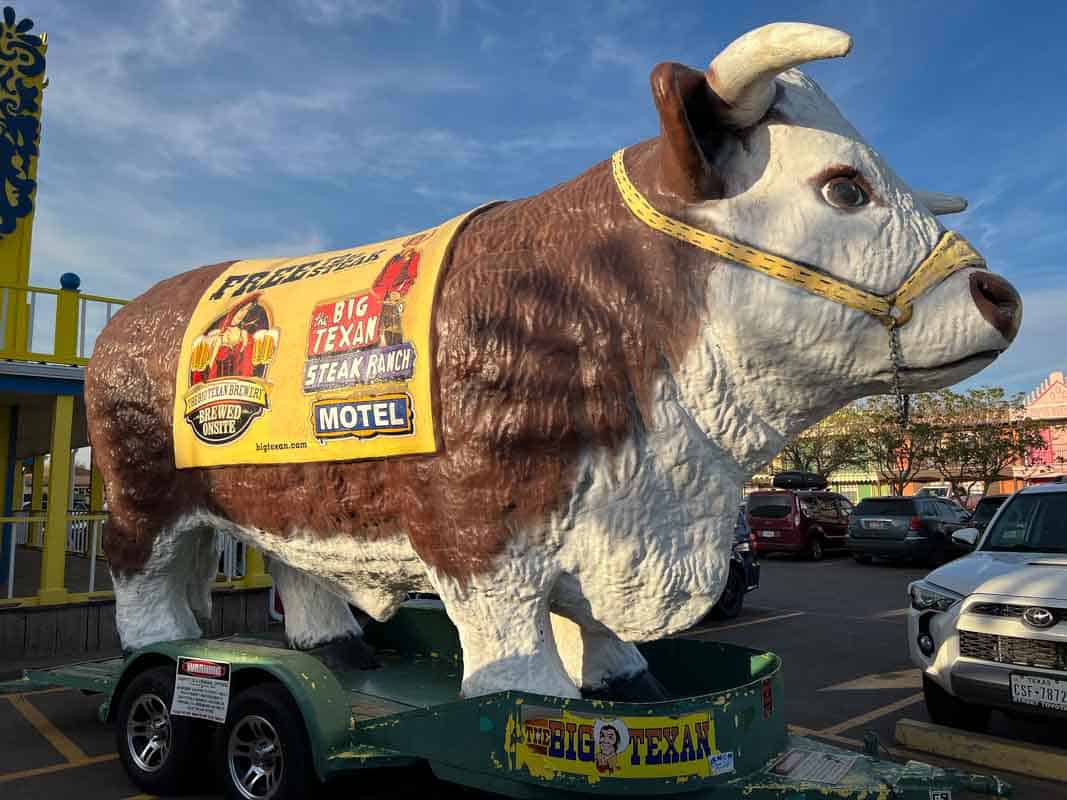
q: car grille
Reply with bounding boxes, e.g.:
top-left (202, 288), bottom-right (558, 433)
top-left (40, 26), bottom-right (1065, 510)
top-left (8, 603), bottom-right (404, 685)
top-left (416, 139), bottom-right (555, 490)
top-left (959, 630), bottom-right (1067, 671)
top-left (968, 603), bottom-right (1067, 623)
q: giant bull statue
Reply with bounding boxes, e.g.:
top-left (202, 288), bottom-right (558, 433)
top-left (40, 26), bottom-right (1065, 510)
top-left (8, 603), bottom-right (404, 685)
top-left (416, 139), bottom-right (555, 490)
top-left (86, 23), bottom-right (1020, 699)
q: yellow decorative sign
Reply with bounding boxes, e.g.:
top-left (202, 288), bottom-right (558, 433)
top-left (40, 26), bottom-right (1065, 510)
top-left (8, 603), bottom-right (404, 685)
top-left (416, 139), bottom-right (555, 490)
top-left (508, 705), bottom-right (731, 784)
top-left (173, 208), bottom-right (484, 468)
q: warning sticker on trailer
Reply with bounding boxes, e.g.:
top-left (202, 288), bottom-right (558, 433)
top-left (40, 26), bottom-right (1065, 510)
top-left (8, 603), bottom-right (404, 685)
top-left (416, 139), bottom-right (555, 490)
top-left (769, 749), bottom-right (858, 784)
top-left (171, 657), bottom-right (231, 723)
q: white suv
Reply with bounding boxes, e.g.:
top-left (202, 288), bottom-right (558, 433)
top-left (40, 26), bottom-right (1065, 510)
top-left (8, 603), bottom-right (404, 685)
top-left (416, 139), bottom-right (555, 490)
top-left (907, 482), bottom-right (1067, 729)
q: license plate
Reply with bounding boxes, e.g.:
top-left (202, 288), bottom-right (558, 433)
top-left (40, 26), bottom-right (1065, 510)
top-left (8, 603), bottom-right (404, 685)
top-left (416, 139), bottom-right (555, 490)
top-left (863, 519), bottom-right (890, 530)
top-left (1010, 673), bottom-right (1067, 711)
top-left (760, 531), bottom-right (778, 538)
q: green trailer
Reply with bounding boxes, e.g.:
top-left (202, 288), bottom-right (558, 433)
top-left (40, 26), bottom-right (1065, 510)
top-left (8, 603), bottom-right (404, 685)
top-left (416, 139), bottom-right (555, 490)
top-left (3, 602), bottom-right (1010, 800)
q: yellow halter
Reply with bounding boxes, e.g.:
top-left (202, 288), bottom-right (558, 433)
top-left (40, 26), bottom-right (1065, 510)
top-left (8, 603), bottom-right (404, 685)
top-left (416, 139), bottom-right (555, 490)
top-left (611, 148), bottom-right (985, 328)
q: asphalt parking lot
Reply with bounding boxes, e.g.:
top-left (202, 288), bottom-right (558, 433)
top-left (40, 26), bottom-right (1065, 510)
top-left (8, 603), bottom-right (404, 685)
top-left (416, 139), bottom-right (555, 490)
top-left (0, 553), bottom-right (1063, 798)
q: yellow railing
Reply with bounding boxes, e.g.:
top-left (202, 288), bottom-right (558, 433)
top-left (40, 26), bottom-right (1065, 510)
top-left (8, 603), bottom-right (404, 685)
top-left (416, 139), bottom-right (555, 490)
top-left (0, 279), bottom-right (127, 365)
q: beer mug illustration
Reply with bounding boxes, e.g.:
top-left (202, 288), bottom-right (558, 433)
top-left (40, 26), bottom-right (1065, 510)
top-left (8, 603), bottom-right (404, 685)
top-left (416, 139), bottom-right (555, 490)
top-left (252, 328), bottom-right (279, 367)
top-left (190, 334), bottom-right (221, 372)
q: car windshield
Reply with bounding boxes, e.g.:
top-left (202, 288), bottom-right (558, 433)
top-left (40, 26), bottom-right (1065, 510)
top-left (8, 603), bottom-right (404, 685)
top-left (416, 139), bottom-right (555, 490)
top-left (981, 492), bottom-right (1067, 553)
top-left (855, 499), bottom-right (915, 516)
top-left (747, 495), bottom-right (792, 519)
top-left (972, 498), bottom-right (1005, 526)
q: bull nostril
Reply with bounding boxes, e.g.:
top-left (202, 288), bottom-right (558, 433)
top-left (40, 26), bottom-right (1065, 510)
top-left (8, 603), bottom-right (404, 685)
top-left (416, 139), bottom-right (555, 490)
top-left (969, 272), bottom-right (1022, 341)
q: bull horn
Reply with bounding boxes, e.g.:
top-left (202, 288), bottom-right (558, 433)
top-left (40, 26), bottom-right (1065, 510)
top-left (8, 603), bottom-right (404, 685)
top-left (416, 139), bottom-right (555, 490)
top-left (707, 22), bottom-right (852, 129)
top-left (915, 190), bottom-right (969, 216)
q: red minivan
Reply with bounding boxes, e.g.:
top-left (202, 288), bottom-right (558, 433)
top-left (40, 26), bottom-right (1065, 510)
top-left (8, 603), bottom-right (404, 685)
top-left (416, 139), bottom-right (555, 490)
top-left (745, 490), bottom-right (854, 560)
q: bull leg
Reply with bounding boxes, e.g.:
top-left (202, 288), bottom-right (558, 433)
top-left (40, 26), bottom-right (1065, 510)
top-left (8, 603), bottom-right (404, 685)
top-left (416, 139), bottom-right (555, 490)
top-left (187, 530), bottom-right (221, 627)
top-left (551, 614), bottom-right (669, 701)
top-left (267, 560), bottom-right (379, 670)
top-left (268, 560), bottom-right (362, 647)
top-left (110, 522), bottom-right (216, 652)
top-left (431, 568), bottom-right (579, 699)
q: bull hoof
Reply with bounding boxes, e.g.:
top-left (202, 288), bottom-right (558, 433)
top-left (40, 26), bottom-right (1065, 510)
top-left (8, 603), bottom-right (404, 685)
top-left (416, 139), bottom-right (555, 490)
top-left (300, 634), bottom-right (381, 671)
top-left (581, 670), bottom-right (671, 702)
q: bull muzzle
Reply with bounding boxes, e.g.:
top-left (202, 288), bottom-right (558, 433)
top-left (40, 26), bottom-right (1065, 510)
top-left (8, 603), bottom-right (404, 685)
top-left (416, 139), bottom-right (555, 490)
top-left (970, 272), bottom-right (1022, 341)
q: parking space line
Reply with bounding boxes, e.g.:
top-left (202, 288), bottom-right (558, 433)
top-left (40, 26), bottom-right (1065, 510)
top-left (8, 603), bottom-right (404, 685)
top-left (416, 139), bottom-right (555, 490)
top-left (685, 611), bottom-right (805, 635)
top-left (0, 753), bottom-right (118, 784)
top-left (818, 668), bottom-right (921, 692)
top-left (818, 691), bottom-right (923, 736)
top-left (5, 694), bottom-right (89, 763)
top-left (874, 608), bottom-right (910, 618)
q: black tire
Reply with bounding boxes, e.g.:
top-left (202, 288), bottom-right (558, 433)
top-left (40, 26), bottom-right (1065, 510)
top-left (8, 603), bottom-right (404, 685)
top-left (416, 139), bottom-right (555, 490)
top-left (922, 674), bottom-right (991, 731)
top-left (710, 564), bottom-right (746, 620)
top-left (807, 536), bottom-right (824, 561)
top-left (115, 665), bottom-right (201, 795)
top-left (853, 553), bottom-right (872, 564)
top-left (219, 683), bottom-right (315, 800)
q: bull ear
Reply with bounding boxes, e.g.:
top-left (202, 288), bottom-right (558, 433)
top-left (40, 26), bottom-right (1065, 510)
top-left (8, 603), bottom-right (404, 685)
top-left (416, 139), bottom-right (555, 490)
top-left (650, 61), bottom-right (723, 201)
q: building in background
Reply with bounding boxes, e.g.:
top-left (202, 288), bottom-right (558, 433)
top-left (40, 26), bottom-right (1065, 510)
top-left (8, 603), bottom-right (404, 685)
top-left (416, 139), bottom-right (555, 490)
top-left (746, 370), bottom-right (1067, 500)
top-left (1014, 370), bottom-right (1067, 485)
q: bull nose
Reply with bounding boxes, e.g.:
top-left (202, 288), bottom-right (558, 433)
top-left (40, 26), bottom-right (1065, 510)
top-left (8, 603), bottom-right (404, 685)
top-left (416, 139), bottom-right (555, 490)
top-left (970, 272), bottom-right (1021, 341)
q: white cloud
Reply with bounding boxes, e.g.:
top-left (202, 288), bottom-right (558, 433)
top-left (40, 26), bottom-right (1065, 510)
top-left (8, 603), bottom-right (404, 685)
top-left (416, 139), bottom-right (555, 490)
top-left (436, 0), bottom-right (460, 32)
top-left (589, 34), bottom-right (644, 69)
top-left (294, 0), bottom-right (406, 25)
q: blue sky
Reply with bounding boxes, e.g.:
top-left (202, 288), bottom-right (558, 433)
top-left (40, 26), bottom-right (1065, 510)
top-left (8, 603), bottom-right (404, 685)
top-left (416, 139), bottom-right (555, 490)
top-left (18, 0), bottom-right (1067, 397)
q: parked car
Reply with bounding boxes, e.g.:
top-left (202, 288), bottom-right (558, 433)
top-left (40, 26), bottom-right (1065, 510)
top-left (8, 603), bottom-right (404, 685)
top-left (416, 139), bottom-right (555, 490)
top-left (969, 494), bottom-right (1009, 534)
top-left (847, 496), bottom-right (965, 565)
top-left (942, 497), bottom-right (973, 525)
top-left (916, 488), bottom-right (972, 522)
top-left (710, 504), bottom-right (761, 619)
top-left (746, 489), bottom-right (853, 560)
top-left (908, 482), bottom-right (1067, 730)
top-left (916, 486), bottom-right (951, 498)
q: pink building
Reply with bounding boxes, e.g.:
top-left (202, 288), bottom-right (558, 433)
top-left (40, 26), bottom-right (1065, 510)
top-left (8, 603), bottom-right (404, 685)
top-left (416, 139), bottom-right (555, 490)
top-left (1016, 370), bottom-right (1067, 484)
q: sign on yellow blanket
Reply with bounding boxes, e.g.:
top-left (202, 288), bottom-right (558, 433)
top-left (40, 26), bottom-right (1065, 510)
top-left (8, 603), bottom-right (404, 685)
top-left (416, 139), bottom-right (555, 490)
top-left (173, 208), bottom-right (480, 468)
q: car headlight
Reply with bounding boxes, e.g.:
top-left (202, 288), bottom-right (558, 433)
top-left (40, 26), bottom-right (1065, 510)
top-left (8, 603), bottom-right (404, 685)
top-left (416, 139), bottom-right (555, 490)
top-left (909, 581), bottom-right (962, 613)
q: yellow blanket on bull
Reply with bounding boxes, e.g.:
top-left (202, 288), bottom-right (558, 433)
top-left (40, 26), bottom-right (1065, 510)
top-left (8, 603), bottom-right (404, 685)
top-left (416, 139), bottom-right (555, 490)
top-left (172, 208), bottom-right (480, 468)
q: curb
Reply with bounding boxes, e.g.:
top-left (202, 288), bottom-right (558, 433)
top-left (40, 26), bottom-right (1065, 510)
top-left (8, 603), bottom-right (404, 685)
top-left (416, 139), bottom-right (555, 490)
top-left (894, 718), bottom-right (1067, 783)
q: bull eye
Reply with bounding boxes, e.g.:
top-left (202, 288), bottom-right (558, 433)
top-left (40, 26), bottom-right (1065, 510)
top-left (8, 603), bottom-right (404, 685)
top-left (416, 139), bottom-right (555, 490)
top-left (821, 177), bottom-right (868, 209)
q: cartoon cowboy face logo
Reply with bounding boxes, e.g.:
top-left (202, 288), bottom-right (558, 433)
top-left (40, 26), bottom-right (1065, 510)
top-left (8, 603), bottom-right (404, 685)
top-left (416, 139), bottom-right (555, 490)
top-left (593, 719), bottom-right (630, 774)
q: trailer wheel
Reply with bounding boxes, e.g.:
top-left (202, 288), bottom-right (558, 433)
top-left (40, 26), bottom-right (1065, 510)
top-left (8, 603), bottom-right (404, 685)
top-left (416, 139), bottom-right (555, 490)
top-left (221, 683), bottom-right (314, 800)
top-left (115, 665), bottom-right (198, 794)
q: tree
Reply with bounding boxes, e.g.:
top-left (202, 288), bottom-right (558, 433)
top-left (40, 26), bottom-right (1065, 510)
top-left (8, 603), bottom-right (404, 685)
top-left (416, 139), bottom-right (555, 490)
top-left (777, 405), bottom-right (867, 477)
top-left (857, 394), bottom-right (939, 495)
top-left (927, 387), bottom-right (1051, 495)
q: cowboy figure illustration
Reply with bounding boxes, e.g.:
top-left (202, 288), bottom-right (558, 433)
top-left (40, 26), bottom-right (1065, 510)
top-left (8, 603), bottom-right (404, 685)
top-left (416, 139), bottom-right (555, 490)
top-left (371, 248), bottom-right (421, 346)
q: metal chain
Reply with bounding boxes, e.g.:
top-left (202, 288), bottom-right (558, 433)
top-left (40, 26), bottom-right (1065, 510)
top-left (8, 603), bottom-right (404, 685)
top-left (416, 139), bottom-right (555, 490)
top-left (888, 323), bottom-right (910, 429)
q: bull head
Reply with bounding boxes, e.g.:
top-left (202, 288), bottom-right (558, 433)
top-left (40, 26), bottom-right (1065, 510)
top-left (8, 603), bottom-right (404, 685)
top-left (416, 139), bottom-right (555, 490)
top-left (638, 22), bottom-right (1019, 437)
